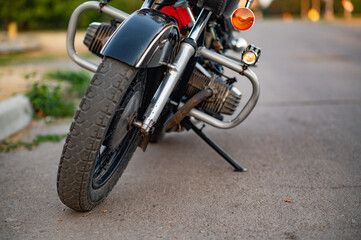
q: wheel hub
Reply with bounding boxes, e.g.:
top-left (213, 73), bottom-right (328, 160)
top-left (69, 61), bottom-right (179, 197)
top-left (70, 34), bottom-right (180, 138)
top-left (108, 91), bottom-right (141, 152)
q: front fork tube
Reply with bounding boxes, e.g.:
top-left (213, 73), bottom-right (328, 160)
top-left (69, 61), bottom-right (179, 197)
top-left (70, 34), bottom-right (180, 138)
top-left (141, 43), bottom-right (195, 133)
top-left (141, 9), bottom-right (212, 134)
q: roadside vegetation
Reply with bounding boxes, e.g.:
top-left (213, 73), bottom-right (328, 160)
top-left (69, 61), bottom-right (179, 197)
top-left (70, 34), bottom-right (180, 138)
top-left (0, 52), bottom-right (94, 67)
top-left (1, 0), bottom-right (143, 31)
top-left (1, 0), bottom-right (360, 32)
top-left (0, 69), bottom-right (91, 152)
top-left (26, 69), bottom-right (90, 118)
top-left (0, 134), bottom-right (67, 152)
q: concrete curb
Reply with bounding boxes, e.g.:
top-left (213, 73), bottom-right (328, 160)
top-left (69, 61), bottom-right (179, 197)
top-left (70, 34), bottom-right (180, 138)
top-left (0, 39), bottom-right (41, 54)
top-left (0, 94), bottom-right (33, 141)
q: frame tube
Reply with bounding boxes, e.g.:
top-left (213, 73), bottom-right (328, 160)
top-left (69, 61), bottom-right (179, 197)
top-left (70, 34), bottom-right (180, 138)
top-left (188, 9), bottom-right (212, 41)
top-left (245, 0), bottom-right (255, 8)
top-left (66, 1), bottom-right (129, 72)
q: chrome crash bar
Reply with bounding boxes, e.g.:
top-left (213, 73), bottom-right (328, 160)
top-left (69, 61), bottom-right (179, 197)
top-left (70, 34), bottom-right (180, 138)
top-left (187, 47), bottom-right (260, 129)
top-left (66, 1), bottom-right (129, 72)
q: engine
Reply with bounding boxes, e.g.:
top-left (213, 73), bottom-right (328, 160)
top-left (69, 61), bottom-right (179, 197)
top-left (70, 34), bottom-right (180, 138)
top-left (185, 66), bottom-right (242, 116)
top-left (83, 22), bottom-right (116, 57)
top-left (83, 22), bottom-right (242, 116)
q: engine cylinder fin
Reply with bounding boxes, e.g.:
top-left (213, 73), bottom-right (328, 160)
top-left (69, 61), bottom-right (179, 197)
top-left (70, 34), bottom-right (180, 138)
top-left (185, 68), bottom-right (242, 116)
top-left (83, 22), bottom-right (117, 57)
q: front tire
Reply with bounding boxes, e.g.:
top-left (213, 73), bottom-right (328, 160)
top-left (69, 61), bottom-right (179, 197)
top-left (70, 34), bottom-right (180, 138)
top-left (57, 58), bottom-right (143, 211)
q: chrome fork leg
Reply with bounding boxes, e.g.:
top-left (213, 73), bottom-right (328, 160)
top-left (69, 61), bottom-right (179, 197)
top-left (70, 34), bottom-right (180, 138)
top-left (141, 43), bottom-right (196, 133)
top-left (141, 9), bottom-right (212, 134)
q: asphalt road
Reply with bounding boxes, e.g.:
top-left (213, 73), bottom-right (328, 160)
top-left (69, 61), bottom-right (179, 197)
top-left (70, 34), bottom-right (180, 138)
top-left (1, 20), bottom-right (361, 240)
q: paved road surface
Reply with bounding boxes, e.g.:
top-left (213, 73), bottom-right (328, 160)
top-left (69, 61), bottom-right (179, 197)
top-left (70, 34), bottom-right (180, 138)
top-left (1, 20), bottom-right (361, 239)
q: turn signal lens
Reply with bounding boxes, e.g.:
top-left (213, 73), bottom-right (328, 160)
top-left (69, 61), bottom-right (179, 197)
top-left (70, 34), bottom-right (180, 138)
top-left (231, 8), bottom-right (255, 31)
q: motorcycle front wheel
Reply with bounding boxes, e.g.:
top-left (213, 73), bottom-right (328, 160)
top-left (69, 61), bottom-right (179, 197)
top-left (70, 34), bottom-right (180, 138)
top-left (57, 57), bottom-right (145, 212)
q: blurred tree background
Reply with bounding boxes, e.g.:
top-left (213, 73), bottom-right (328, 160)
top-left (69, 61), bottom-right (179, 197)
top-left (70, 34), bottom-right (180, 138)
top-left (1, 0), bottom-right (360, 31)
top-left (262, 0), bottom-right (360, 17)
top-left (0, 0), bottom-right (143, 31)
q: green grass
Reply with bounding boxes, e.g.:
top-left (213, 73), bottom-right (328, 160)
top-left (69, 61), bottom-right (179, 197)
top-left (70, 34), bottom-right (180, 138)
top-left (2, 69), bottom-right (91, 151)
top-left (0, 134), bottom-right (67, 152)
top-left (26, 69), bottom-right (91, 118)
top-left (0, 53), bottom-right (64, 66)
top-left (0, 52), bottom-right (94, 66)
top-left (45, 70), bottom-right (90, 97)
top-left (26, 82), bottom-right (75, 118)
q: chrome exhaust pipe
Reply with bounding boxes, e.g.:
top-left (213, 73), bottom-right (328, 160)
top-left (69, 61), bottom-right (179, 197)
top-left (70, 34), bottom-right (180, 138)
top-left (165, 89), bottom-right (213, 132)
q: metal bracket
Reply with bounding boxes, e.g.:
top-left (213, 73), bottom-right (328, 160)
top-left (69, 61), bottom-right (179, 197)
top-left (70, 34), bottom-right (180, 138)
top-left (98, 0), bottom-right (109, 12)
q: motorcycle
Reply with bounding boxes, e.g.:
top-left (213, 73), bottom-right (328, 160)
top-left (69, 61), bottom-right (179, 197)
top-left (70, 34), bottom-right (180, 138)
top-left (57, 0), bottom-right (261, 211)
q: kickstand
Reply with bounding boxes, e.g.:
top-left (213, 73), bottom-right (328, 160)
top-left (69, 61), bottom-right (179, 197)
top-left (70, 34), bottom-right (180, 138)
top-left (182, 118), bottom-right (247, 172)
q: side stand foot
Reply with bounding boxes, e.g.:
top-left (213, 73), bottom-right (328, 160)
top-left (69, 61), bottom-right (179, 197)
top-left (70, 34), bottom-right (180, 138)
top-left (183, 118), bottom-right (247, 172)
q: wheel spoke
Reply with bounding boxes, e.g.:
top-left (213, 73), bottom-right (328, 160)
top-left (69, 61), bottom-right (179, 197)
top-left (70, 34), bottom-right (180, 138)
top-left (116, 107), bottom-right (125, 113)
top-left (104, 130), bottom-right (114, 142)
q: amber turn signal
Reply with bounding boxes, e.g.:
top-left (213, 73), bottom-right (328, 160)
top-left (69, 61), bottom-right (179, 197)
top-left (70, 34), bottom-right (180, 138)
top-left (231, 8), bottom-right (255, 31)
